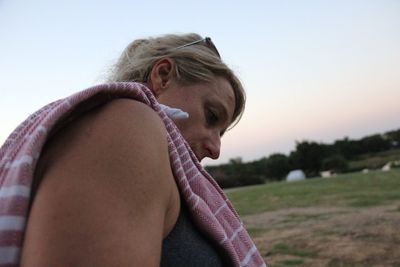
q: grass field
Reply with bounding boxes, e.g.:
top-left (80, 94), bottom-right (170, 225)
top-left (226, 169), bottom-right (400, 267)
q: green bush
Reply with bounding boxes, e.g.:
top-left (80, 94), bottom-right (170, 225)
top-left (322, 155), bottom-right (349, 172)
top-left (215, 175), bottom-right (265, 189)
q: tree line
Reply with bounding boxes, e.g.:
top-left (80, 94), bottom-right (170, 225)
top-left (205, 128), bottom-right (400, 188)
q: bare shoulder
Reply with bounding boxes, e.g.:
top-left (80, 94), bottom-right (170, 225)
top-left (22, 99), bottom-right (180, 267)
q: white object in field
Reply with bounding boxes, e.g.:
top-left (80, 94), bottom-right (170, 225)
top-left (381, 162), bottom-right (392, 172)
top-left (286, 169), bottom-right (306, 182)
top-left (320, 170), bottom-right (334, 178)
top-left (159, 104), bottom-right (189, 119)
top-left (362, 168), bottom-right (369, 174)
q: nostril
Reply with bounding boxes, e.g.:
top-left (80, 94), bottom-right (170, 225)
top-left (207, 145), bottom-right (220, 160)
top-left (207, 148), bottom-right (215, 159)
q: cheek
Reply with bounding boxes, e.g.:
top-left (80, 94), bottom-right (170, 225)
top-left (174, 118), bottom-right (202, 144)
top-left (174, 119), bottom-right (192, 139)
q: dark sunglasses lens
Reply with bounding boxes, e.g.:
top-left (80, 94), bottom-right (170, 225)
top-left (205, 37), bottom-right (221, 58)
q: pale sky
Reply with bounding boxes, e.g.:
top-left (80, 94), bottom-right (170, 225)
top-left (1, 0), bottom-right (399, 165)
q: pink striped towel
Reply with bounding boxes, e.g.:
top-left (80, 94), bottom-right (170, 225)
top-left (0, 82), bottom-right (266, 267)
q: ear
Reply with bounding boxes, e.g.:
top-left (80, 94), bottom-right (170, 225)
top-left (148, 58), bottom-right (175, 97)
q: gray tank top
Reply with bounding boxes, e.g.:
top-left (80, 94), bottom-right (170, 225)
top-left (161, 202), bottom-right (226, 267)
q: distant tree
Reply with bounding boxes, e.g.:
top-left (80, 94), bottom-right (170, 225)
top-left (289, 141), bottom-right (331, 176)
top-left (333, 137), bottom-right (362, 159)
top-left (360, 134), bottom-right (391, 153)
top-left (265, 153), bottom-right (290, 181)
top-left (213, 175), bottom-right (240, 189)
top-left (206, 157), bottom-right (266, 188)
top-left (226, 157), bottom-right (252, 176)
top-left (229, 157), bottom-right (243, 164)
top-left (321, 155), bottom-right (348, 173)
top-left (206, 128), bottom-right (400, 187)
top-left (248, 157), bottom-right (268, 176)
top-left (384, 129), bottom-right (400, 148)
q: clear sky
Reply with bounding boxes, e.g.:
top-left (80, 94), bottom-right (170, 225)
top-left (1, 0), bottom-right (399, 165)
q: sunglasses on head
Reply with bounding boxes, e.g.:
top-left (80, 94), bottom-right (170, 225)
top-left (173, 37), bottom-right (221, 58)
top-left (143, 37), bottom-right (221, 82)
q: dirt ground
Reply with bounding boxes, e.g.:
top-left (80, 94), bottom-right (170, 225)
top-left (243, 201), bottom-right (400, 267)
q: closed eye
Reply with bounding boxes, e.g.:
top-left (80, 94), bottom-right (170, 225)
top-left (206, 109), bottom-right (219, 126)
top-left (205, 109), bottom-right (227, 137)
top-left (204, 100), bottom-right (230, 137)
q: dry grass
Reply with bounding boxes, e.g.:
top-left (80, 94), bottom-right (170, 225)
top-left (227, 169), bottom-right (400, 266)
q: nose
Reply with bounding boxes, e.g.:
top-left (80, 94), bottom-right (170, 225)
top-left (204, 131), bottom-right (221, 160)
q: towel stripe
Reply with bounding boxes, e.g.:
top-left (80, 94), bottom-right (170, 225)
top-left (0, 186), bottom-right (30, 199)
top-left (0, 217), bottom-right (25, 231)
top-left (4, 155), bottom-right (33, 169)
top-left (240, 245), bottom-right (258, 267)
top-left (230, 225), bottom-right (244, 242)
top-left (0, 247), bottom-right (19, 265)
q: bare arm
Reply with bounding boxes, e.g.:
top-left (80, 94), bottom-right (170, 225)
top-left (21, 99), bottom-right (179, 266)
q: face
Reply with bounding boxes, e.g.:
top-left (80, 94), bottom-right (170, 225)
top-left (156, 77), bottom-right (235, 161)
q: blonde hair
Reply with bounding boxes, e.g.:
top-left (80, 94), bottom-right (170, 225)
top-left (107, 33), bottom-right (245, 128)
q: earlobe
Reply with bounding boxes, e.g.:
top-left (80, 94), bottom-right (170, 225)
top-left (148, 58), bottom-right (174, 97)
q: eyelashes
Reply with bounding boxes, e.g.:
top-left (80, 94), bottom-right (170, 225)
top-left (205, 107), bottom-right (226, 136)
top-left (206, 109), bottom-right (219, 126)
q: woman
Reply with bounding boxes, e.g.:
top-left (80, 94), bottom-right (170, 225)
top-left (0, 33), bottom-right (266, 266)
